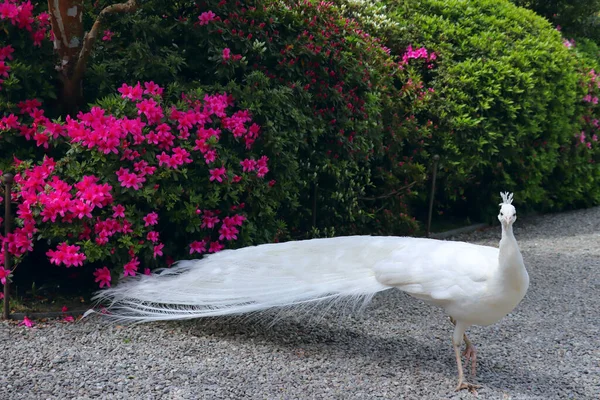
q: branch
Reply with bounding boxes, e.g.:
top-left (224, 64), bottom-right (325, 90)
top-left (357, 181), bottom-right (417, 201)
top-left (71, 0), bottom-right (139, 84)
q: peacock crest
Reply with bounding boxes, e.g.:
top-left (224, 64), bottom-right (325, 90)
top-left (500, 192), bottom-right (513, 206)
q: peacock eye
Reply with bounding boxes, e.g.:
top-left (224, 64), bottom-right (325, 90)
top-left (500, 211), bottom-right (504, 216)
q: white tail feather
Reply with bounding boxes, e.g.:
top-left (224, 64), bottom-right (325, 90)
top-left (88, 236), bottom-right (398, 323)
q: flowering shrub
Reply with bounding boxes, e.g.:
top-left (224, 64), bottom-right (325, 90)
top-left (88, 0), bottom-right (428, 235)
top-left (1, 0), bottom-right (431, 292)
top-left (543, 40), bottom-right (600, 208)
top-left (0, 83), bottom-right (278, 287)
top-left (0, 0), bottom-right (55, 170)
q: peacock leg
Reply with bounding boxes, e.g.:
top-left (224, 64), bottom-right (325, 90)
top-left (450, 317), bottom-right (478, 377)
top-left (452, 319), bottom-right (482, 392)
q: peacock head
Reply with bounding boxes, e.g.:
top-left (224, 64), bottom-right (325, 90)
top-left (498, 192), bottom-right (517, 225)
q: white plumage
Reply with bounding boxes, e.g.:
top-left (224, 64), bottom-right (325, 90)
top-left (89, 192), bottom-right (529, 392)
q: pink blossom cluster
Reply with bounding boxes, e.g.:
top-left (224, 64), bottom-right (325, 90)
top-left (398, 45), bottom-right (436, 69)
top-left (222, 48), bottom-right (242, 62)
top-left (123, 257), bottom-right (140, 276)
top-left (0, 1), bottom-right (51, 88)
top-left (563, 38), bottom-right (575, 49)
top-left (190, 210), bottom-right (247, 254)
top-left (578, 69), bottom-right (600, 151)
top-left (1, 83), bottom-right (269, 288)
top-left (93, 266), bottom-right (111, 288)
top-left (0, 266), bottom-right (10, 284)
top-left (240, 156), bottom-right (269, 177)
top-left (0, 1), bottom-right (50, 43)
top-left (14, 164), bottom-right (113, 228)
top-left (157, 147), bottom-right (192, 169)
top-left (198, 11), bottom-right (217, 25)
top-left (583, 94), bottom-right (599, 105)
top-left (218, 214), bottom-right (246, 241)
top-left (583, 69), bottom-right (600, 105)
top-left (188, 238), bottom-right (226, 254)
top-left (102, 30), bottom-right (114, 41)
top-left (46, 242), bottom-right (86, 267)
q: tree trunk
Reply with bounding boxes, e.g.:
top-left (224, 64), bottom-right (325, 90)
top-left (48, 0), bottom-right (84, 114)
top-left (47, 0), bottom-right (139, 115)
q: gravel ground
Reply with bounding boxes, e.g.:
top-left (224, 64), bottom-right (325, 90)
top-left (1, 207), bottom-right (599, 400)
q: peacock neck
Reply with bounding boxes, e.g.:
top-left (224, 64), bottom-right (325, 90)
top-left (499, 224), bottom-right (519, 260)
top-left (498, 223), bottom-right (527, 288)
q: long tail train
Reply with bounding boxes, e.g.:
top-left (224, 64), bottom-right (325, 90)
top-left (85, 236), bottom-right (401, 323)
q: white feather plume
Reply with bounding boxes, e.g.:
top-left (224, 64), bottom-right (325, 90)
top-left (500, 192), bottom-right (514, 205)
top-left (88, 236), bottom-right (398, 322)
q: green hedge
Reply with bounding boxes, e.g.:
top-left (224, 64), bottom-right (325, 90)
top-left (343, 0), bottom-right (598, 219)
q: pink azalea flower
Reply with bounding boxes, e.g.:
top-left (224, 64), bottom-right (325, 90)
top-left (143, 212), bottom-right (159, 227)
top-left (0, 45), bottom-right (14, 61)
top-left (168, 147), bottom-right (193, 168)
top-left (61, 306), bottom-right (68, 313)
top-left (0, 267), bottom-right (11, 285)
top-left (156, 152), bottom-right (171, 167)
top-left (112, 204), bottom-right (126, 218)
top-left (189, 240), bottom-right (207, 254)
top-left (198, 11), bottom-right (216, 25)
top-left (123, 257), bottom-right (140, 277)
top-left (222, 48), bottom-right (231, 61)
top-left (0, 61), bottom-right (10, 78)
top-left (63, 316), bottom-right (75, 323)
top-left (204, 149), bottom-right (217, 164)
top-left (117, 82), bottom-right (143, 101)
top-left (240, 158), bottom-right (257, 172)
top-left (203, 93), bottom-right (229, 117)
top-left (209, 167), bottom-right (226, 182)
top-left (102, 30), bottom-right (114, 41)
top-left (115, 168), bottom-right (145, 190)
top-left (143, 81), bottom-right (164, 96)
top-left (208, 241), bottom-right (224, 253)
top-left (32, 29), bottom-right (46, 47)
top-left (144, 268), bottom-right (151, 276)
top-left (201, 215), bottom-right (220, 229)
top-left (19, 316), bottom-right (34, 328)
top-left (147, 231), bottom-right (160, 243)
top-left (230, 214), bottom-right (246, 226)
top-left (93, 267), bottom-right (111, 288)
top-left (153, 243), bottom-right (164, 258)
top-left (218, 224), bottom-right (239, 241)
top-left (256, 166), bottom-right (269, 178)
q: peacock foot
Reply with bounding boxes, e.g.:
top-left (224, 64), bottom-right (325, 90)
top-left (455, 380), bottom-right (482, 393)
top-left (462, 342), bottom-right (478, 377)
